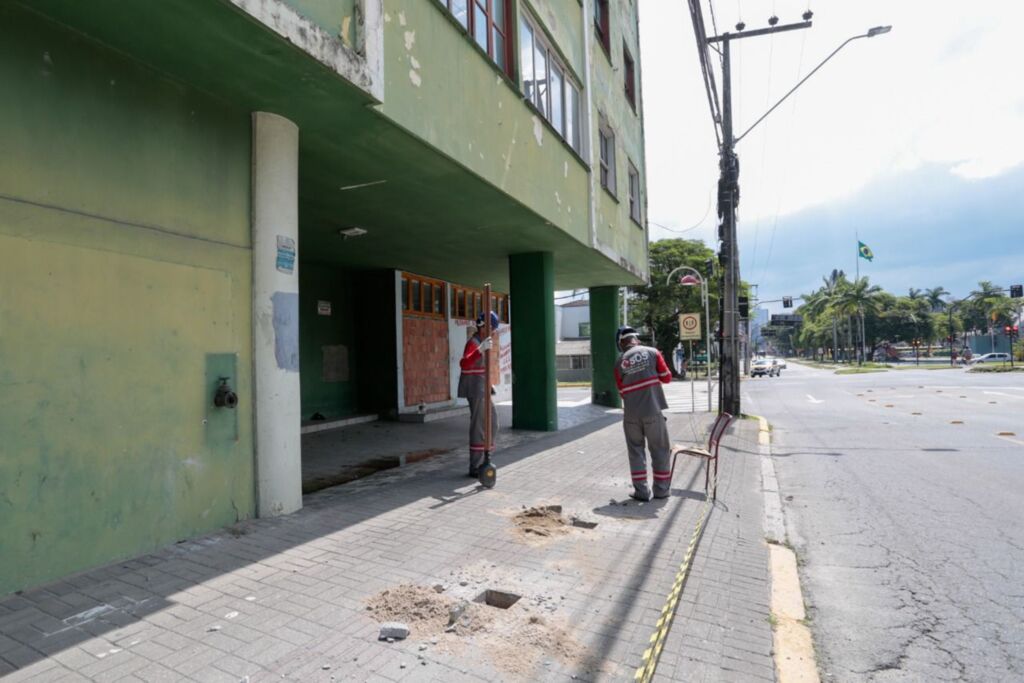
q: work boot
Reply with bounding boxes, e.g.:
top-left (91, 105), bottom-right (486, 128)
top-left (630, 485), bottom-right (652, 502)
top-left (468, 451), bottom-right (484, 477)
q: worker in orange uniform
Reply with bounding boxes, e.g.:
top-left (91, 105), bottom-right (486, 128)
top-left (457, 311), bottom-right (500, 477)
top-left (614, 326), bottom-right (673, 500)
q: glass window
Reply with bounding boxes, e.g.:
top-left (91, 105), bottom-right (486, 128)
top-left (458, 290), bottom-right (466, 318)
top-left (628, 162), bottom-right (642, 224)
top-left (534, 44), bottom-right (548, 117)
top-left (492, 0), bottom-right (505, 31)
top-left (566, 84), bottom-right (579, 152)
top-left (473, 1), bottom-right (488, 51)
top-left (451, 0), bottom-right (469, 28)
top-left (550, 64), bottom-right (564, 135)
top-left (412, 281), bottom-right (422, 311)
top-left (434, 283), bottom-right (445, 314)
top-left (401, 277), bottom-right (409, 309)
top-left (493, 30), bottom-right (506, 71)
top-left (520, 19), bottom-right (535, 103)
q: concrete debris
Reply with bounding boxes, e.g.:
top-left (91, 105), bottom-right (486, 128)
top-left (379, 621), bottom-right (410, 640)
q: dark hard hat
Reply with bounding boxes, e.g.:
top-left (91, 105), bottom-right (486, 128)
top-left (616, 326), bottom-right (639, 346)
top-left (476, 311), bottom-right (500, 329)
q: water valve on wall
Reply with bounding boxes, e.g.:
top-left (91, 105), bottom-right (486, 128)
top-left (213, 376), bottom-right (238, 409)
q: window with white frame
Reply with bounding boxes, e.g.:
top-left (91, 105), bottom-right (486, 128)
top-left (599, 115), bottom-right (616, 195)
top-left (519, 12), bottom-right (583, 155)
top-left (628, 161), bottom-right (642, 224)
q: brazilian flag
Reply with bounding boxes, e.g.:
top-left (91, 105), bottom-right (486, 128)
top-left (858, 241), bottom-right (874, 262)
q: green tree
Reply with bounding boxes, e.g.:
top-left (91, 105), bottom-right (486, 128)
top-left (628, 239), bottom-right (725, 369)
top-left (835, 277), bottom-right (883, 363)
top-left (925, 286), bottom-right (950, 312)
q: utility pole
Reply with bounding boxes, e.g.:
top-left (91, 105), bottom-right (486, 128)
top-left (708, 19), bottom-right (813, 416)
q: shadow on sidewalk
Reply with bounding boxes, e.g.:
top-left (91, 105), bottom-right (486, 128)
top-left (0, 413), bottom-right (623, 673)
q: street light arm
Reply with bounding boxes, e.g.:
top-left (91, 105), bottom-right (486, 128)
top-left (733, 32), bottom-right (875, 145)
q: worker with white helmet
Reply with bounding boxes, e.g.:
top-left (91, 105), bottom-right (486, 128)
top-left (614, 326), bottom-right (674, 500)
top-left (458, 311), bottom-right (500, 476)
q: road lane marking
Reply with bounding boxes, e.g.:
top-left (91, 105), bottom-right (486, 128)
top-left (806, 395), bottom-right (823, 404)
top-left (984, 391), bottom-right (1024, 400)
top-left (997, 435), bottom-right (1024, 446)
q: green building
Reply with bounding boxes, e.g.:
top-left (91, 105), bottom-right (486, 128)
top-left (0, 0), bottom-right (648, 596)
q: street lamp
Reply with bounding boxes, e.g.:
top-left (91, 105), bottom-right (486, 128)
top-left (666, 266), bottom-right (713, 412)
top-left (733, 25), bottom-right (894, 145)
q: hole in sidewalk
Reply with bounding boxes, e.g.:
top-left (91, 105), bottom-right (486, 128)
top-left (570, 518), bottom-right (598, 530)
top-left (475, 590), bottom-right (521, 609)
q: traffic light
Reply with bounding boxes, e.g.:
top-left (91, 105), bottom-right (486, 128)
top-left (738, 296), bottom-right (749, 318)
top-left (1010, 284), bottom-right (1023, 298)
top-left (782, 296), bottom-right (793, 308)
top-left (1005, 326), bottom-right (1012, 336)
top-left (705, 258), bottom-right (715, 279)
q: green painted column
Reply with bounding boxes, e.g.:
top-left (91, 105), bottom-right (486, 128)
top-left (510, 252), bottom-right (558, 431)
top-left (589, 286), bottom-right (622, 408)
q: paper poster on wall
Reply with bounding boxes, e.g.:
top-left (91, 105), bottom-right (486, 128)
top-left (275, 235), bottom-right (296, 274)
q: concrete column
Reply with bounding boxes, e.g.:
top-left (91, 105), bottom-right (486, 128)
top-left (589, 286), bottom-right (622, 408)
top-left (509, 252), bottom-right (557, 431)
top-left (252, 112), bottom-right (302, 517)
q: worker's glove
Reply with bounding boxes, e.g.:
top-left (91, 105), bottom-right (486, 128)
top-left (478, 338), bottom-right (493, 352)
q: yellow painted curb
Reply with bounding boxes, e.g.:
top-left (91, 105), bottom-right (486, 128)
top-left (770, 544), bottom-right (820, 683)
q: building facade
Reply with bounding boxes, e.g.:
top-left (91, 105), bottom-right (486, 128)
top-left (0, 0), bottom-right (646, 595)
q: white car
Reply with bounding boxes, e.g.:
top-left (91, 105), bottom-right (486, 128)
top-left (766, 356), bottom-right (787, 370)
top-left (969, 352), bottom-right (1011, 364)
top-left (751, 358), bottom-right (779, 377)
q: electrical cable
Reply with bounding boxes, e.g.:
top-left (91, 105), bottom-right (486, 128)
top-left (649, 185), bottom-right (715, 236)
top-left (759, 26), bottom-right (809, 288)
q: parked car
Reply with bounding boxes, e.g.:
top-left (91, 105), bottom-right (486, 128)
top-left (766, 356), bottom-right (787, 370)
top-left (751, 358), bottom-right (778, 377)
top-left (969, 352), bottom-right (1011, 364)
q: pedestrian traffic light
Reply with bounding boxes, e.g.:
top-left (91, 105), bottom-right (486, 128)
top-left (782, 296), bottom-right (793, 308)
top-left (1005, 326), bottom-right (1012, 336)
top-left (738, 296), bottom-right (749, 318)
top-left (1011, 284), bottom-right (1023, 298)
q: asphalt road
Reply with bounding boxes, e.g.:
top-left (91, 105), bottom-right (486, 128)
top-left (746, 363), bottom-right (1024, 682)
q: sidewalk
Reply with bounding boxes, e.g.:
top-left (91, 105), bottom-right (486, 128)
top-left (0, 414), bottom-right (773, 682)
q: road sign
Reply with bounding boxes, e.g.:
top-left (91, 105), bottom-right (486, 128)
top-left (771, 314), bottom-right (803, 325)
top-left (679, 313), bottom-right (702, 341)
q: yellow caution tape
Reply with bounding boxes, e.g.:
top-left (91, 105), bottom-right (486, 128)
top-left (633, 481), bottom-right (715, 682)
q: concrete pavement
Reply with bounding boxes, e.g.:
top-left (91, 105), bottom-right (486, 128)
top-left (0, 402), bottom-right (774, 682)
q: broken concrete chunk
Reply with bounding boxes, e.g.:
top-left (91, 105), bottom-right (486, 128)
top-left (379, 622), bottom-right (409, 641)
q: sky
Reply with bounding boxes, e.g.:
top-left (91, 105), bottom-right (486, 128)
top-left (638, 0), bottom-right (1024, 312)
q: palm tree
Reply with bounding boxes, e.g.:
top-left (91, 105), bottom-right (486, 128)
top-left (803, 269), bottom-right (846, 361)
top-left (925, 286), bottom-right (950, 312)
top-left (836, 277), bottom-right (883, 362)
top-left (907, 287), bottom-right (923, 301)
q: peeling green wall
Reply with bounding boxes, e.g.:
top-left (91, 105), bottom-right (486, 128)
top-left (380, 0), bottom-right (591, 248)
top-left (590, 0), bottom-right (648, 279)
top-left (0, 8), bottom-right (253, 596)
top-left (283, 0), bottom-right (358, 47)
top-left (299, 263), bottom-right (358, 420)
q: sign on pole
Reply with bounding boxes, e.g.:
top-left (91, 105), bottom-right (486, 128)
top-left (679, 313), bottom-right (701, 341)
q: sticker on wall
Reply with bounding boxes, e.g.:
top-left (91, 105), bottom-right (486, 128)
top-left (317, 300), bottom-right (332, 316)
top-left (276, 235), bottom-right (296, 274)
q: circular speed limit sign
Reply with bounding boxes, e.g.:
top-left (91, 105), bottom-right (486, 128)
top-left (678, 313), bottom-right (701, 340)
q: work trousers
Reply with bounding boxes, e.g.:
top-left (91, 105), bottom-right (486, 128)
top-left (624, 415), bottom-right (672, 497)
top-left (468, 394), bottom-right (498, 473)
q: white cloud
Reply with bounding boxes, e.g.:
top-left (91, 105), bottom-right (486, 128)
top-left (640, 0), bottom-right (1024, 237)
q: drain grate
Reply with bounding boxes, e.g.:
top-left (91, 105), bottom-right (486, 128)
top-left (475, 590), bottom-right (521, 609)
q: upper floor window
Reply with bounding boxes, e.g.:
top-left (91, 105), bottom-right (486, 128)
top-left (599, 115), bottom-right (616, 196)
top-left (450, 285), bottom-right (511, 323)
top-left (595, 0), bottom-right (610, 55)
top-left (402, 273), bottom-right (447, 319)
top-left (440, 0), bottom-right (511, 75)
top-left (623, 43), bottom-right (636, 110)
top-left (520, 13), bottom-right (583, 154)
top-left (628, 161), bottom-right (642, 225)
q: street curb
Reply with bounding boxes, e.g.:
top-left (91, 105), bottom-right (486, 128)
top-left (749, 414), bottom-right (821, 683)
